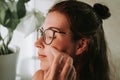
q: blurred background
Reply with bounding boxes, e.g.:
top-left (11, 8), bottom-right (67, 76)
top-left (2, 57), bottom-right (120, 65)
top-left (3, 0), bottom-right (120, 80)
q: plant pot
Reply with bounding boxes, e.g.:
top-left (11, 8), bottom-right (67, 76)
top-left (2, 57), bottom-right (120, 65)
top-left (0, 46), bottom-right (20, 80)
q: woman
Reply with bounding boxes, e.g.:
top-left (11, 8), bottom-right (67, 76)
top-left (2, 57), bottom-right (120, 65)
top-left (33, 0), bottom-right (111, 80)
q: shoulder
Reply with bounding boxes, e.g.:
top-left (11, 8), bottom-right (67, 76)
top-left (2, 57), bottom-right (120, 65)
top-left (32, 70), bottom-right (44, 80)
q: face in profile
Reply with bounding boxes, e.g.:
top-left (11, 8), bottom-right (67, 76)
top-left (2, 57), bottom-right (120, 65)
top-left (35, 11), bottom-right (78, 72)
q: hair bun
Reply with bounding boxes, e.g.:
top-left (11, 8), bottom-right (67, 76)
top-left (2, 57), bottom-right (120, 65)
top-left (93, 3), bottom-right (111, 19)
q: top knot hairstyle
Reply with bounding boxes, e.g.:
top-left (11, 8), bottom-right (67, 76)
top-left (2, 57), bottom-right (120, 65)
top-left (48, 1), bottom-right (111, 80)
top-left (93, 3), bottom-right (111, 19)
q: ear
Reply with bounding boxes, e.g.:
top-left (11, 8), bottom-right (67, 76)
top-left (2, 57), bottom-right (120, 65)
top-left (75, 38), bottom-right (89, 55)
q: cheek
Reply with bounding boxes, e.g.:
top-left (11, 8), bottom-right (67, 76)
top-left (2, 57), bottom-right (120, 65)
top-left (51, 37), bottom-right (76, 56)
top-left (51, 39), bottom-right (68, 51)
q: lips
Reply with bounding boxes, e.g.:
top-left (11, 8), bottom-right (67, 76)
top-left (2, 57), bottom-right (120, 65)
top-left (38, 54), bottom-right (47, 59)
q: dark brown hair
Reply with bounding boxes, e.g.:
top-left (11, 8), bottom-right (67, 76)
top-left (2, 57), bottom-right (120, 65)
top-left (49, 1), bottom-right (111, 80)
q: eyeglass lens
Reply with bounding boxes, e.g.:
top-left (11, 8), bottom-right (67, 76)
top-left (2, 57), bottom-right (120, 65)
top-left (44, 29), bottom-right (54, 44)
top-left (38, 29), bottom-right (55, 45)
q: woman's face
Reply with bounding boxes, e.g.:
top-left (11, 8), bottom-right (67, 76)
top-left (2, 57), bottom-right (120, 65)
top-left (35, 11), bottom-right (78, 71)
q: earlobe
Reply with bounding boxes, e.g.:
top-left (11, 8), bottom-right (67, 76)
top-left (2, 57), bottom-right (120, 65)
top-left (76, 38), bottom-right (89, 55)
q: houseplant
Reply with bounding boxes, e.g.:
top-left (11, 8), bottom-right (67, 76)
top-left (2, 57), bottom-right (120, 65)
top-left (0, 0), bottom-right (30, 80)
top-left (0, 0), bottom-right (44, 80)
top-left (0, 0), bottom-right (30, 55)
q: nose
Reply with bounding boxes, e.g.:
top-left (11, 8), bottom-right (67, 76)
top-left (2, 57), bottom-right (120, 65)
top-left (35, 37), bottom-right (45, 49)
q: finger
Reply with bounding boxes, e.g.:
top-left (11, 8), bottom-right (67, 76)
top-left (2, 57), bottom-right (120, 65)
top-left (69, 66), bottom-right (76, 80)
top-left (68, 66), bottom-right (76, 80)
top-left (50, 56), bottom-right (64, 79)
top-left (50, 47), bottom-right (64, 64)
top-left (48, 47), bottom-right (64, 79)
top-left (60, 57), bottom-right (73, 80)
top-left (73, 66), bottom-right (77, 80)
top-left (72, 73), bottom-right (76, 80)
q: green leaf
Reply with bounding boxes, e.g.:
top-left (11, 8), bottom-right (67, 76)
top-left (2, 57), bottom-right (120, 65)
top-left (0, 39), bottom-right (9, 55)
top-left (0, 10), bottom-right (6, 24)
top-left (4, 9), bottom-right (20, 31)
top-left (7, 0), bottom-right (17, 12)
top-left (0, 0), bottom-right (5, 2)
top-left (5, 18), bottom-right (20, 31)
top-left (6, 31), bottom-right (13, 46)
top-left (17, 0), bottom-right (29, 19)
top-left (0, 46), bottom-right (4, 55)
top-left (23, 0), bottom-right (30, 3)
top-left (9, 0), bottom-right (15, 2)
top-left (4, 9), bottom-right (12, 26)
top-left (16, 0), bottom-right (30, 19)
top-left (0, 1), bottom-right (8, 12)
top-left (0, 34), bottom-right (2, 41)
top-left (0, 1), bottom-right (8, 24)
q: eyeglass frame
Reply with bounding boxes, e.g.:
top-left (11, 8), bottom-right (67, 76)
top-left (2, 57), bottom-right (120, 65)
top-left (37, 27), bottom-right (71, 45)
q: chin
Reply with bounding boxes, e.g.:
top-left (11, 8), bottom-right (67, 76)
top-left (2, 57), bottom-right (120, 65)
top-left (40, 62), bottom-right (49, 71)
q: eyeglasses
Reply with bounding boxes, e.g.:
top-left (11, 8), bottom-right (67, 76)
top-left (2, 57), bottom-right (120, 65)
top-left (37, 27), bottom-right (70, 45)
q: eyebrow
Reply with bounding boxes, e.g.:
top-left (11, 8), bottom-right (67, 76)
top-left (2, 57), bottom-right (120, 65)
top-left (41, 26), bottom-right (72, 34)
top-left (41, 26), bottom-right (62, 32)
top-left (47, 27), bottom-right (61, 31)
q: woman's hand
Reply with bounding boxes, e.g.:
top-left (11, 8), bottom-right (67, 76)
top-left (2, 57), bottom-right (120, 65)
top-left (32, 47), bottom-right (76, 80)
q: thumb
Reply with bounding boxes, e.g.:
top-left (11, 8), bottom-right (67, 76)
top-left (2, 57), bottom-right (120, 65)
top-left (32, 70), bottom-right (44, 80)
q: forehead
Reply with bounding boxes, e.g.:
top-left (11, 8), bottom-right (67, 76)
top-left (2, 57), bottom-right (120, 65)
top-left (42, 11), bottom-right (70, 32)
